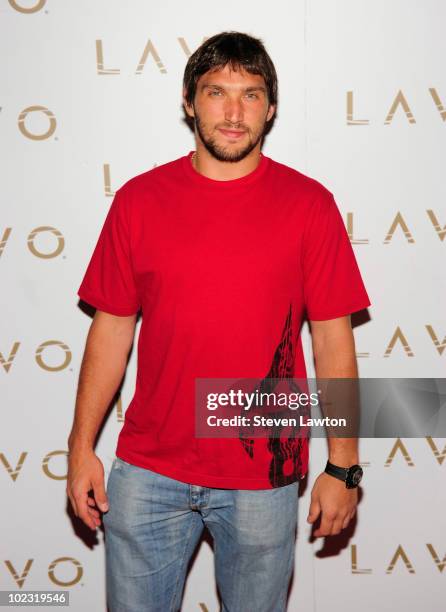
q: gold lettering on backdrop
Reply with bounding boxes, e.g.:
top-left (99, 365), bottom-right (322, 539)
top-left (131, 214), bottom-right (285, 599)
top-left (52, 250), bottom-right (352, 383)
top-left (103, 164), bottom-right (115, 197)
top-left (384, 90), bottom-right (416, 124)
top-left (350, 545), bottom-right (372, 574)
top-left (383, 327), bottom-right (414, 357)
top-left (348, 88), bottom-right (446, 124)
top-left (425, 437), bottom-right (446, 465)
top-left (96, 38), bottom-right (209, 75)
top-left (428, 88), bottom-right (446, 122)
top-left (386, 545), bottom-right (415, 574)
top-left (4, 559), bottom-right (33, 588)
top-left (177, 36), bottom-right (208, 58)
top-left (48, 557), bottom-right (83, 587)
top-left (0, 228), bottom-right (12, 258)
top-left (42, 451), bottom-right (68, 480)
top-left (425, 326), bottom-right (446, 356)
top-left (383, 212), bottom-right (415, 243)
top-left (426, 544), bottom-right (446, 573)
top-left (18, 106), bottom-right (56, 141)
top-left (0, 452), bottom-right (27, 481)
top-left (95, 40), bottom-right (120, 75)
top-left (27, 226), bottom-right (64, 259)
top-left (316, 210), bottom-right (445, 243)
top-left (116, 395), bottom-right (124, 422)
top-left (35, 340), bottom-right (72, 372)
top-left (177, 37), bottom-right (193, 57)
top-left (384, 439), bottom-right (414, 467)
top-left (0, 342), bottom-right (20, 373)
top-left (346, 91), bottom-right (369, 125)
top-left (135, 40), bottom-right (167, 74)
top-left (346, 212), bottom-right (369, 244)
top-left (8, 0), bottom-right (45, 13)
top-left (426, 210), bottom-right (446, 241)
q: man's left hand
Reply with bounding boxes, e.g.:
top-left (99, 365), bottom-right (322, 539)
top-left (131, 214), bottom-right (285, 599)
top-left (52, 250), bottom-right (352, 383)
top-left (307, 472), bottom-right (358, 537)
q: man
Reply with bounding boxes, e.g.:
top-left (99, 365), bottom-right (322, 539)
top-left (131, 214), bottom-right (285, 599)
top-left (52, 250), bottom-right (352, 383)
top-left (67, 31), bottom-right (371, 612)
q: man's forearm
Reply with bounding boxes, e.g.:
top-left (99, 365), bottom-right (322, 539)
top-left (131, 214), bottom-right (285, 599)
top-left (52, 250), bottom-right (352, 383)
top-left (68, 314), bottom-right (135, 452)
top-left (313, 330), bottom-right (359, 465)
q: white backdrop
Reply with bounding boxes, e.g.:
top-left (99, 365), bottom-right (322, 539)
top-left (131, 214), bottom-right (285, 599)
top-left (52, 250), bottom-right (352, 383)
top-left (1, 1), bottom-right (445, 610)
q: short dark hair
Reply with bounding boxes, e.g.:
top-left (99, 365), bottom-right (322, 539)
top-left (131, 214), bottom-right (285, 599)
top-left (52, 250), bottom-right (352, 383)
top-left (183, 31), bottom-right (278, 108)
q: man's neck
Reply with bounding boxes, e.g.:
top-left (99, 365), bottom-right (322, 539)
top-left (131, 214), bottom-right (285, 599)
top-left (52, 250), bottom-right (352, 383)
top-left (192, 143), bottom-right (262, 181)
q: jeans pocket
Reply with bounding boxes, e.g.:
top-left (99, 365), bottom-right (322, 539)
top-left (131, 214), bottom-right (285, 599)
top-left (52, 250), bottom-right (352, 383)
top-left (111, 457), bottom-right (121, 471)
top-left (116, 456), bottom-right (134, 466)
top-left (114, 456), bottom-right (143, 472)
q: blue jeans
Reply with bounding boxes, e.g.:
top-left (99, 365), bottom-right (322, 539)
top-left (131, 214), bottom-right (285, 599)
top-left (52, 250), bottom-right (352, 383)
top-left (103, 457), bottom-right (298, 612)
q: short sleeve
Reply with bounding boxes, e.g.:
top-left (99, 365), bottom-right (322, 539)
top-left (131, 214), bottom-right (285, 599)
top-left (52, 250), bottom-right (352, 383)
top-left (77, 188), bottom-right (141, 316)
top-left (302, 190), bottom-right (371, 321)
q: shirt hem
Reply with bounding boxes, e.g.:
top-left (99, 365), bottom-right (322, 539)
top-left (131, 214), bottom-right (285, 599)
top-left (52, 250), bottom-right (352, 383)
top-left (306, 299), bottom-right (371, 321)
top-left (115, 449), bottom-right (308, 490)
top-left (77, 289), bottom-right (140, 316)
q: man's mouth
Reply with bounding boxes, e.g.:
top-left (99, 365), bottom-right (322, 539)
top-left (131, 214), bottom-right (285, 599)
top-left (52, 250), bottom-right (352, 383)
top-left (218, 128), bottom-right (246, 139)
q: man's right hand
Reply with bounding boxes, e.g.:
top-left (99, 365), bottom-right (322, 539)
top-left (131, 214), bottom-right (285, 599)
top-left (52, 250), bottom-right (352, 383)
top-left (66, 448), bottom-right (109, 531)
top-left (66, 311), bottom-right (136, 530)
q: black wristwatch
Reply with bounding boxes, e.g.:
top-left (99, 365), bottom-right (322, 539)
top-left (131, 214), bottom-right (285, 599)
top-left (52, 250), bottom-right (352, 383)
top-left (325, 460), bottom-right (363, 489)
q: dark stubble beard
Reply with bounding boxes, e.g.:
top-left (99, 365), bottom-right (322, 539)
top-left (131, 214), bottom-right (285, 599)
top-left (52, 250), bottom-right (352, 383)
top-left (194, 111), bottom-right (268, 163)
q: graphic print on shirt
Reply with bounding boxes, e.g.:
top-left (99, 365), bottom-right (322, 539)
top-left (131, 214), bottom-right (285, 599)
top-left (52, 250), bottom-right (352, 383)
top-left (239, 303), bottom-right (309, 487)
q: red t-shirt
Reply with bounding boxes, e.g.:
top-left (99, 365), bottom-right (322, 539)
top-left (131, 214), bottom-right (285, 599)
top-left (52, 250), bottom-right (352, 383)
top-left (77, 151), bottom-right (371, 489)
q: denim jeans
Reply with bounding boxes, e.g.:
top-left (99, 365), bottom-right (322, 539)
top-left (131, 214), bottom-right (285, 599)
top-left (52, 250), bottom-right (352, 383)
top-left (103, 456), bottom-right (299, 612)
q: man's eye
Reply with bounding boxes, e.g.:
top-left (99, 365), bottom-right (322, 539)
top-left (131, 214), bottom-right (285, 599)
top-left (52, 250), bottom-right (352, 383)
top-left (209, 90), bottom-right (222, 96)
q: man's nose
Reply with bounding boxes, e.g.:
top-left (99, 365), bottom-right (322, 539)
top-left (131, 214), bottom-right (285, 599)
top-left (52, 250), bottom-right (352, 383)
top-left (224, 97), bottom-right (244, 124)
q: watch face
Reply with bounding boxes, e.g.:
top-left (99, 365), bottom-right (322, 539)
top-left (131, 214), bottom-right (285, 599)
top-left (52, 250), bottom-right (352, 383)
top-left (351, 469), bottom-right (363, 485)
top-left (347, 465), bottom-right (363, 488)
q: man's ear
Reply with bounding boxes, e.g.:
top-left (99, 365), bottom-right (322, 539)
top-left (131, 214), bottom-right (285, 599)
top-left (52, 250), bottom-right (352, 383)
top-left (266, 104), bottom-right (276, 122)
top-left (183, 88), bottom-right (195, 119)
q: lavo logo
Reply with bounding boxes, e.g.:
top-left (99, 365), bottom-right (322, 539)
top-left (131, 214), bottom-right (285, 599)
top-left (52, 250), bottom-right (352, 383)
top-left (0, 341), bottom-right (71, 373)
top-left (384, 437), bottom-right (446, 467)
top-left (116, 395), bottom-right (124, 422)
top-left (103, 163), bottom-right (159, 198)
top-left (383, 326), bottom-right (445, 358)
top-left (351, 544), bottom-right (446, 574)
top-left (0, 227), bottom-right (65, 259)
top-left (355, 325), bottom-right (445, 359)
top-left (103, 163), bottom-right (116, 198)
top-left (4, 557), bottom-right (83, 588)
top-left (347, 210), bottom-right (446, 244)
top-left (347, 89), bottom-right (446, 124)
top-left (95, 37), bottom-right (207, 75)
top-left (17, 106), bottom-right (57, 141)
top-left (7, 0), bottom-right (46, 13)
top-left (0, 451), bottom-right (68, 481)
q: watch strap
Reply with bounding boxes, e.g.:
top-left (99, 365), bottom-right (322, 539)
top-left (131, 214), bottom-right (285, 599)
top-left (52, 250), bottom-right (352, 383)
top-left (325, 460), bottom-right (363, 488)
top-left (325, 460), bottom-right (349, 481)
